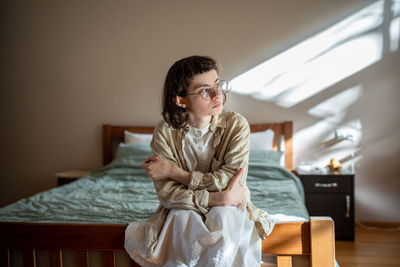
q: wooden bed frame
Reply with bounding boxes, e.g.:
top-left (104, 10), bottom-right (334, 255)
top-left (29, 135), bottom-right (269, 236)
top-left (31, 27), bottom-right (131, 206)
top-left (0, 121), bottom-right (335, 267)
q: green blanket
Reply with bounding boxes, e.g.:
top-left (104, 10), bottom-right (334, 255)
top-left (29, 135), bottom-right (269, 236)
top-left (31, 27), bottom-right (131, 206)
top-left (0, 144), bottom-right (308, 224)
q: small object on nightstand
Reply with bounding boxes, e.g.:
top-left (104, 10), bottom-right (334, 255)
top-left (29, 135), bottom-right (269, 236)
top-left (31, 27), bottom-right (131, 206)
top-left (56, 170), bottom-right (91, 186)
top-left (327, 157), bottom-right (342, 172)
top-left (297, 162), bottom-right (313, 174)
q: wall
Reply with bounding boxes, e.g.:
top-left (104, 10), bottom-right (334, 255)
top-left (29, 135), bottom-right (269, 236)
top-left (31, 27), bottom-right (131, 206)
top-left (1, 0), bottom-right (399, 222)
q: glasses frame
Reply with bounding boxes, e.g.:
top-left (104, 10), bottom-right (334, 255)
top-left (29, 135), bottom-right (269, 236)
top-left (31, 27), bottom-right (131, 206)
top-left (185, 80), bottom-right (231, 101)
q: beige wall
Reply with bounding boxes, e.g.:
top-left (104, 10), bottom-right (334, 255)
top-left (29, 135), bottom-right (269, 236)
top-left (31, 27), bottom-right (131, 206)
top-left (1, 0), bottom-right (399, 222)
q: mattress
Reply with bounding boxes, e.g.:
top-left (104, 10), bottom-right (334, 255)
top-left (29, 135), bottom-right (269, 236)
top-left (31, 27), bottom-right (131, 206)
top-left (0, 144), bottom-right (308, 224)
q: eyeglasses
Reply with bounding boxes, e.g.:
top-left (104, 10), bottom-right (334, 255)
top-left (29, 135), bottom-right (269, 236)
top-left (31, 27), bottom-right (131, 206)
top-left (185, 80), bottom-right (232, 101)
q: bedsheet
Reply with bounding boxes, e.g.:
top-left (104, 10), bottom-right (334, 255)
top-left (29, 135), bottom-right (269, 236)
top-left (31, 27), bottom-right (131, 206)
top-left (0, 144), bottom-right (308, 224)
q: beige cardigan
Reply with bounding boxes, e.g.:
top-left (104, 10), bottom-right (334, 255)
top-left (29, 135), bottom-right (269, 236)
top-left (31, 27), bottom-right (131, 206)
top-left (144, 110), bottom-right (275, 258)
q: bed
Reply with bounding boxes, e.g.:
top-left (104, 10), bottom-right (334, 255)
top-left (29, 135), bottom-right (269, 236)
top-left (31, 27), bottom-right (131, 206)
top-left (0, 121), bottom-right (335, 267)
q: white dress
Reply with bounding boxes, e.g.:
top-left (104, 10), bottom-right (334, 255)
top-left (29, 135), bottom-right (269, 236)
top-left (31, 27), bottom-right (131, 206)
top-left (125, 124), bottom-right (261, 267)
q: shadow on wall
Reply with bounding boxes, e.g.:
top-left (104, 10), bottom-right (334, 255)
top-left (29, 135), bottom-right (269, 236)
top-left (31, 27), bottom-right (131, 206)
top-left (229, 0), bottom-right (399, 171)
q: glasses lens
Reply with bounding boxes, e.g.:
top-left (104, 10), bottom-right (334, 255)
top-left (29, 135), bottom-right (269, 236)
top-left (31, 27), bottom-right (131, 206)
top-left (199, 82), bottom-right (230, 100)
top-left (200, 89), bottom-right (211, 100)
top-left (219, 81), bottom-right (232, 93)
top-left (201, 88), bottom-right (220, 100)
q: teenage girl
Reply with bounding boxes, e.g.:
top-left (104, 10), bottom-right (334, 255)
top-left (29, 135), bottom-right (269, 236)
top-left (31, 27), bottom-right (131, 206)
top-left (125, 56), bottom-right (275, 266)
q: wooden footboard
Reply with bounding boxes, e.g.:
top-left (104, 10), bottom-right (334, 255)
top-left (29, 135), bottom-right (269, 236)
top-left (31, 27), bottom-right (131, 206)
top-left (262, 217), bottom-right (335, 267)
top-left (1, 217), bottom-right (334, 267)
top-left (0, 222), bottom-right (138, 267)
top-left (309, 217), bottom-right (335, 267)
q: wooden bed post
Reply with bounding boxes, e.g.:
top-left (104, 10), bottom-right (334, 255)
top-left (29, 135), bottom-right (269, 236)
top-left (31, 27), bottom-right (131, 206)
top-left (283, 121), bottom-right (293, 171)
top-left (277, 255), bottom-right (292, 267)
top-left (310, 217), bottom-right (335, 267)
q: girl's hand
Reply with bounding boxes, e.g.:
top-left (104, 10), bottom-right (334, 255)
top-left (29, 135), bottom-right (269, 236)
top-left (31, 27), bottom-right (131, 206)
top-left (141, 155), bottom-right (172, 181)
top-left (223, 168), bottom-right (246, 206)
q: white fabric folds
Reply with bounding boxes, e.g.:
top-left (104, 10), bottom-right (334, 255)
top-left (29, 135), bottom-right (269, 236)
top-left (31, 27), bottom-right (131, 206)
top-left (125, 206), bottom-right (261, 267)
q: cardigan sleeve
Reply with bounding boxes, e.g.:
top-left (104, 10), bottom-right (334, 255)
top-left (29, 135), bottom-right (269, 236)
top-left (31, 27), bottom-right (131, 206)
top-left (150, 122), bottom-right (209, 214)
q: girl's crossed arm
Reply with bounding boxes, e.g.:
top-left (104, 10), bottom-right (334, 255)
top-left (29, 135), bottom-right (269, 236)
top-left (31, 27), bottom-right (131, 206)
top-left (141, 155), bottom-right (191, 186)
top-left (144, 115), bottom-right (249, 213)
top-left (142, 156), bottom-right (246, 207)
top-left (150, 114), bottom-right (250, 193)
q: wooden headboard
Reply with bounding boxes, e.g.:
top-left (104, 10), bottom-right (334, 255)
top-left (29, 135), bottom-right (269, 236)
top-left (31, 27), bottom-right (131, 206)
top-left (103, 121), bottom-right (293, 170)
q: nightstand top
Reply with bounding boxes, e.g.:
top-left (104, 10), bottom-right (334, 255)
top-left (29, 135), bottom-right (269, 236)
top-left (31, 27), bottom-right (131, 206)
top-left (55, 170), bottom-right (91, 178)
top-left (296, 169), bottom-right (354, 176)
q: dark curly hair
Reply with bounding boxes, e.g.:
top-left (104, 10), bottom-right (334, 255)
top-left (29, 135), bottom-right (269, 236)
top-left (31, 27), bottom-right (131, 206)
top-left (162, 55), bottom-right (220, 129)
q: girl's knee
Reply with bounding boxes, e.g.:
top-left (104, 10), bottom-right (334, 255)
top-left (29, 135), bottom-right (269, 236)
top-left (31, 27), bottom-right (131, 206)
top-left (208, 206), bottom-right (243, 218)
top-left (169, 209), bottom-right (191, 216)
top-left (168, 209), bottom-right (202, 225)
top-left (206, 206), bottom-right (245, 229)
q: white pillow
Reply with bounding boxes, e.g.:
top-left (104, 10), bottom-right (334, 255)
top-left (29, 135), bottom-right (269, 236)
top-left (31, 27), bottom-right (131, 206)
top-left (124, 129), bottom-right (274, 149)
top-left (124, 130), bottom-right (153, 144)
top-left (250, 129), bottom-right (274, 151)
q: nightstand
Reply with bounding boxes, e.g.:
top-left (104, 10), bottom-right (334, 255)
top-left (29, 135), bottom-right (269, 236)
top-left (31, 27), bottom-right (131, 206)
top-left (56, 170), bottom-right (91, 186)
top-left (297, 171), bottom-right (355, 241)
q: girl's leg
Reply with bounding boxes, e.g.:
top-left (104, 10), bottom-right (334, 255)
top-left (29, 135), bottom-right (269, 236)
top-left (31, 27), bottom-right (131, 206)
top-left (200, 206), bottom-right (261, 267)
top-left (125, 207), bottom-right (261, 267)
top-left (125, 221), bottom-right (151, 266)
top-left (125, 209), bottom-right (208, 267)
top-left (235, 213), bottom-right (262, 267)
top-left (164, 209), bottom-right (210, 266)
top-left (158, 207), bottom-right (256, 267)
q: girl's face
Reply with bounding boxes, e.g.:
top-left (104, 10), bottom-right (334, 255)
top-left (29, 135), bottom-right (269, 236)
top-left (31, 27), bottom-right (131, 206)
top-left (176, 70), bottom-right (224, 126)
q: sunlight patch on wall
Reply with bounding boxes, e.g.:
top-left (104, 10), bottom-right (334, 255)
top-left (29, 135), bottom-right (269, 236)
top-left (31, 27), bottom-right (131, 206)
top-left (293, 112), bottom-right (346, 156)
top-left (390, 17), bottom-right (400, 51)
top-left (392, 0), bottom-right (400, 16)
top-left (274, 34), bottom-right (381, 107)
top-left (307, 85), bottom-right (362, 118)
top-left (230, 1), bottom-right (388, 107)
top-left (331, 119), bottom-right (363, 147)
top-left (294, 83), bottom-right (363, 169)
top-left (294, 117), bottom-right (362, 171)
top-left (294, 84), bottom-right (363, 170)
top-left (293, 116), bottom-right (343, 166)
top-left (390, 0), bottom-right (400, 51)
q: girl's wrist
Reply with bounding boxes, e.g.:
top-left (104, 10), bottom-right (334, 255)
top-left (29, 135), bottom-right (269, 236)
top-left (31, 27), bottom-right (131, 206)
top-left (169, 164), bottom-right (191, 186)
top-left (167, 162), bottom-right (175, 177)
top-left (208, 191), bottom-right (227, 206)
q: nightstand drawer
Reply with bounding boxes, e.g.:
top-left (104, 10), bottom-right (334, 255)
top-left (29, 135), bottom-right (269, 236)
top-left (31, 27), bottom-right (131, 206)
top-left (297, 172), bottom-right (355, 240)
top-left (300, 175), bottom-right (353, 194)
top-left (56, 170), bottom-right (91, 186)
